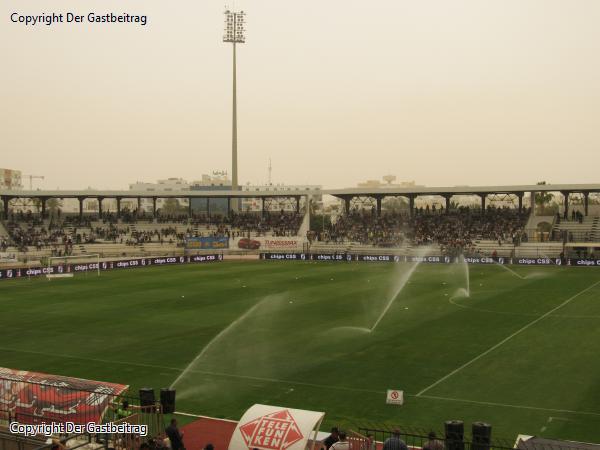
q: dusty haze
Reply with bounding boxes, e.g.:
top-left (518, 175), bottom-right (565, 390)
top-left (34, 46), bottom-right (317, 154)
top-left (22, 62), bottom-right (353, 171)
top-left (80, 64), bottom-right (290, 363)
top-left (1, 0), bottom-right (599, 189)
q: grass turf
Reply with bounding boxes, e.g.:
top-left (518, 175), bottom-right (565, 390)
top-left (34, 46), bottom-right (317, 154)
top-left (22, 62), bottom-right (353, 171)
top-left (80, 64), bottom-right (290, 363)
top-left (1, 260), bottom-right (599, 442)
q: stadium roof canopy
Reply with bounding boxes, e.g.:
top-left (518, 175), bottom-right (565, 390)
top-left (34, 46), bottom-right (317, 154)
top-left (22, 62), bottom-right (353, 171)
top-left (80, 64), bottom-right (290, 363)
top-left (1, 183), bottom-right (600, 199)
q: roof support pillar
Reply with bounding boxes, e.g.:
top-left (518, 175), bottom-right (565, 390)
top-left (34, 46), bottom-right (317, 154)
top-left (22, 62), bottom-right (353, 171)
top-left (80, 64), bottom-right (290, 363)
top-left (584, 192), bottom-right (589, 216)
top-left (78, 197), bottom-right (85, 219)
top-left (480, 193), bottom-right (486, 215)
top-left (517, 193), bottom-right (523, 213)
top-left (2, 196), bottom-right (11, 219)
top-left (562, 191), bottom-right (570, 218)
top-left (40, 198), bottom-right (47, 219)
top-left (344, 197), bottom-right (351, 214)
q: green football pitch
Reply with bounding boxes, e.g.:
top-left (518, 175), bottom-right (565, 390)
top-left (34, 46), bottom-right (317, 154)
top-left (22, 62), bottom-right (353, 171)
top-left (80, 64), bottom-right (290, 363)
top-left (1, 261), bottom-right (600, 442)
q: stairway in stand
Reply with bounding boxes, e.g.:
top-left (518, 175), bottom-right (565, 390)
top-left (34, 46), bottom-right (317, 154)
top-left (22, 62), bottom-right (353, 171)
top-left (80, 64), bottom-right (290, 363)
top-left (129, 223), bottom-right (146, 253)
top-left (592, 217), bottom-right (600, 241)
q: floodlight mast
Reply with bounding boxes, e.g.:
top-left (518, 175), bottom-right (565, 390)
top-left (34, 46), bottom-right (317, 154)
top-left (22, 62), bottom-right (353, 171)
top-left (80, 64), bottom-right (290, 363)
top-left (223, 10), bottom-right (245, 210)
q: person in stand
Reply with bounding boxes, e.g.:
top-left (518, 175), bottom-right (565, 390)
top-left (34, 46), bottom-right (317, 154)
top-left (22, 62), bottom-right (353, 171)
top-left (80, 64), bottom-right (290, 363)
top-left (382, 429), bottom-right (408, 450)
top-left (323, 427), bottom-right (340, 450)
top-left (165, 418), bottom-right (185, 450)
top-left (330, 432), bottom-right (349, 450)
top-left (422, 432), bottom-right (444, 450)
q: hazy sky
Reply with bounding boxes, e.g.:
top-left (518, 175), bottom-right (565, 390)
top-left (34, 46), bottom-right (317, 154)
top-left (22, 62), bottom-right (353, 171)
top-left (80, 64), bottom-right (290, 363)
top-left (1, 0), bottom-right (600, 190)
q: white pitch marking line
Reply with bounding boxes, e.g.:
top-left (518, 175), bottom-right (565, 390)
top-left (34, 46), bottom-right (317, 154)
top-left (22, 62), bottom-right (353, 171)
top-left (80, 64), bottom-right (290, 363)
top-left (551, 416), bottom-right (573, 421)
top-left (418, 394), bottom-right (600, 418)
top-left (416, 279), bottom-right (600, 397)
top-left (2, 346), bottom-right (600, 417)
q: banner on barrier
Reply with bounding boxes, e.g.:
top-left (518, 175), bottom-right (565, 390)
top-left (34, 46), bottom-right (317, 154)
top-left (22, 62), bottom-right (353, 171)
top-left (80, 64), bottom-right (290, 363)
top-left (234, 237), bottom-right (305, 251)
top-left (0, 254), bottom-right (222, 281)
top-left (186, 236), bottom-right (229, 250)
top-left (261, 253), bottom-right (582, 267)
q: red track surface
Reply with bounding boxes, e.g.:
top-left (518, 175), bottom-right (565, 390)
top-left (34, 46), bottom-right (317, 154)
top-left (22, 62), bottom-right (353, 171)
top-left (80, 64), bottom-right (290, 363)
top-left (180, 416), bottom-right (237, 450)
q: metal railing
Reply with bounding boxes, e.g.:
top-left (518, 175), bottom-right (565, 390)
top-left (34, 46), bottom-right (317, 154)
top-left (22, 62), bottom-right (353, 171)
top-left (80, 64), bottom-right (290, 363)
top-left (355, 425), bottom-right (592, 450)
top-left (357, 426), bottom-right (511, 450)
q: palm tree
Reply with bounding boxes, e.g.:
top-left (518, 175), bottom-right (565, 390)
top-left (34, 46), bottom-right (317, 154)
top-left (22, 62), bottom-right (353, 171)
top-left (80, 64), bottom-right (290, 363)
top-left (47, 198), bottom-right (62, 219)
top-left (535, 181), bottom-right (554, 215)
top-left (162, 198), bottom-right (184, 215)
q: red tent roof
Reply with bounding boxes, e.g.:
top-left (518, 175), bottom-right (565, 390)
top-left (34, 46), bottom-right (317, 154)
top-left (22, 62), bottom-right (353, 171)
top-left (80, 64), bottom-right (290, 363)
top-left (0, 367), bottom-right (129, 425)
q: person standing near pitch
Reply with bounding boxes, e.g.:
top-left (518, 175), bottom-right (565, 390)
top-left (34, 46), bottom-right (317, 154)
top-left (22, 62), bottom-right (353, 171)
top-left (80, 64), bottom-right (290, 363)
top-left (382, 429), bottom-right (408, 450)
top-left (165, 419), bottom-right (185, 450)
top-left (330, 432), bottom-right (349, 450)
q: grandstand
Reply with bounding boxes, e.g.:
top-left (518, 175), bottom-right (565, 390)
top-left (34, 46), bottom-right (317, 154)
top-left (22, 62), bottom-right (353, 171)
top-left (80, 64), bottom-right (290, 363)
top-left (0, 208), bottom-right (306, 264)
top-left (2, 209), bottom-right (600, 264)
top-left (2, 184), bottom-right (600, 264)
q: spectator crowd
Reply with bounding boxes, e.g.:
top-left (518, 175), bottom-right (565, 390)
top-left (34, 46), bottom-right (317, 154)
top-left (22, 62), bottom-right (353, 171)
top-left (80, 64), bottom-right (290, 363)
top-left (315, 206), bottom-right (529, 255)
top-left (0, 210), bottom-right (303, 253)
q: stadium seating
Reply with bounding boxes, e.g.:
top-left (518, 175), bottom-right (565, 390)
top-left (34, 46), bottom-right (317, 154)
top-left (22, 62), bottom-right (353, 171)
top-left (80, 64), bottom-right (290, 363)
top-left (316, 208), bottom-right (528, 256)
top-left (1, 207), bottom-right (586, 262)
top-left (472, 240), bottom-right (515, 257)
top-left (553, 215), bottom-right (600, 242)
top-left (514, 242), bottom-right (564, 258)
top-left (0, 211), bottom-right (304, 264)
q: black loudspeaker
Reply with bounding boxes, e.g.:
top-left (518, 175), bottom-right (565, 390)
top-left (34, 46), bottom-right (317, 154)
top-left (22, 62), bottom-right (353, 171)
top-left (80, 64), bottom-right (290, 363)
top-left (160, 388), bottom-right (176, 414)
top-left (444, 420), bottom-right (464, 450)
top-left (472, 422), bottom-right (492, 450)
top-left (139, 388), bottom-right (155, 407)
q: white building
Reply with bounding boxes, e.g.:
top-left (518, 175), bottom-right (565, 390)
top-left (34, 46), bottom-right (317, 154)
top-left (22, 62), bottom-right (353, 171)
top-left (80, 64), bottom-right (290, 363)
top-left (241, 183), bottom-right (322, 212)
top-left (129, 178), bottom-right (191, 212)
top-left (356, 175), bottom-right (420, 189)
top-left (128, 174), bottom-right (321, 214)
top-left (192, 172), bottom-right (231, 187)
top-left (0, 168), bottom-right (22, 190)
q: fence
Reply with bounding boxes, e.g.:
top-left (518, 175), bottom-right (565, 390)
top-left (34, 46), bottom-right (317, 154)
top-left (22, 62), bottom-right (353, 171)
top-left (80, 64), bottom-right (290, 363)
top-left (356, 426), bottom-right (515, 450)
top-left (355, 425), bottom-right (596, 450)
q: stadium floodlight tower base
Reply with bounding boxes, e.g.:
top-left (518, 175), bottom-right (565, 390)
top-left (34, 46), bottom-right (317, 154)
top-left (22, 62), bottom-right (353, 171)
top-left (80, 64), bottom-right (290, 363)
top-left (47, 254), bottom-right (101, 278)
